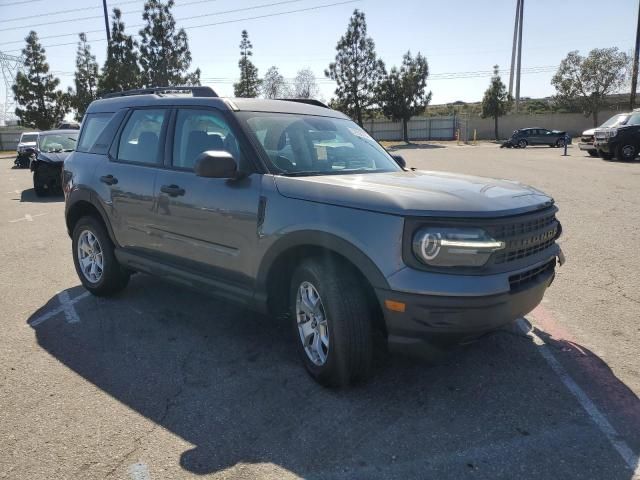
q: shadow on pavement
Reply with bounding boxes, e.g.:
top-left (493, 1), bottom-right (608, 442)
top-left (385, 142), bottom-right (446, 151)
top-left (28, 276), bottom-right (637, 479)
top-left (18, 188), bottom-right (63, 203)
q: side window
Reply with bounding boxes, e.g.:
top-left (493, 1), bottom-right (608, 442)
top-left (627, 113), bottom-right (640, 125)
top-left (172, 109), bottom-right (242, 170)
top-left (117, 109), bottom-right (166, 164)
top-left (77, 113), bottom-right (113, 152)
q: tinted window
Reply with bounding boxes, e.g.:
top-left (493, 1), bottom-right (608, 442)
top-left (172, 109), bottom-right (241, 170)
top-left (77, 113), bottom-right (113, 152)
top-left (117, 109), bottom-right (166, 164)
top-left (626, 113), bottom-right (640, 125)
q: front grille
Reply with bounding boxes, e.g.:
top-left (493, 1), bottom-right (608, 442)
top-left (594, 130), bottom-right (608, 140)
top-left (509, 259), bottom-right (556, 291)
top-left (489, 208), bottom-right (559, 265)
top-left (581, 135), bottom-right (594, 143)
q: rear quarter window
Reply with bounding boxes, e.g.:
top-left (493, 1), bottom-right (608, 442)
top-left (77, 113), bottom-right (114, 153)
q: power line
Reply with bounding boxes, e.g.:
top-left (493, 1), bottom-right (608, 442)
top-left (0, 0), bottom-right (44, 6)
top-left (4, 0), bottom-right (362, 53)
top-left (0, 0), bottom-right (304, 38)
top-left (1, 0), bottom-right (141, 23)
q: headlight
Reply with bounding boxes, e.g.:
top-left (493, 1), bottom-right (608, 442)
top-left (609, 128), bottom-right (617, 137)
top-left (412, 227), bottom-right (505, 267)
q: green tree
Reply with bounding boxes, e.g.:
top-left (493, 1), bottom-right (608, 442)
top-left (138, 0), bottom-right (200, 87)
top-left (552, 48), bottom-right (629, 126)
top-left (481, 65), bottom-right (511, 140)
top-left (261, 66), bottom-right (289, 98)
top-left (378, 51), bottom-right (431, 142)
top-left (325, 9), bottom-right (385, 126)
top-left (233, 30), bottom-right (261, 97)
top-left (70, 33), bottom-right (99, 121)
top-left (12, 31), bottom-right (69, 130)
top-left (99, 8), bottom-right (142, 94)
top-left (293, 68), bottom-right (319, 99)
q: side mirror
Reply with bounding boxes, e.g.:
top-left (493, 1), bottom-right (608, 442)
top-left (391, 154), bottom-right (406, 169)
top-left (194, 150), bottom-right (238, 179)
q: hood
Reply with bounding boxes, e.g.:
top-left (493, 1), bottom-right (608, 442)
top-left (274, 170), bottom-right (553, 218)
top-left (582, 128), bottom-right (595, 136)
top-left (37, 151), bottom-right (72, 164)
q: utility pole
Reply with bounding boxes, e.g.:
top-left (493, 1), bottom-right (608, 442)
top-left (102, 0), bottom-right (111, 44)
top-left (630, 0), bottom-right (640, 110)
top-left (508, 0), bottom-right (521, 98)
top-left (515, 0), bottom-right (524, 112)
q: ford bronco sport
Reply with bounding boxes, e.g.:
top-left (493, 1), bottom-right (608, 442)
top-left (594, 110), bottom-right (640, 161)
top-left (64, 86), bottom-right (564, 387)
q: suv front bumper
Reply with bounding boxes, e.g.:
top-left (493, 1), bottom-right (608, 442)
top-left (375, 254), bottom-right (561, 356)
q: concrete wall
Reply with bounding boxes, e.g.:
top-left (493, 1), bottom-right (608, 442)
top-left (468, 109), bottom-right (620, 140)
top-left (0, 130), bottom-right (25, 151)
top-left (364, 116), bottom-right (456, 141)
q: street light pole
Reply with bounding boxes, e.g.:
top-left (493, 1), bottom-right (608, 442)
top-left (630, 0), bottom-right (640, 110)
top-left (102, 0), bottom-right (111, 44)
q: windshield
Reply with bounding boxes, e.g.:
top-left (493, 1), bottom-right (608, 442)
top-left (238, 112), bottom-right (401, 176)
top-left (39, 133), bottom-right (78, 153)
top-left (21, 133), bottom-right (38, 143)
top-left (601, 114), bottom-right (629, 128)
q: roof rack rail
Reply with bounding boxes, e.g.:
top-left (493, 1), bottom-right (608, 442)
top-left (276, 98), bottom-right (329, 109)
top-left (102, 86), bottom-right (218, 99)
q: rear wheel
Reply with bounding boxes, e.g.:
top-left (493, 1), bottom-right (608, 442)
top-left (290, 258), bottom-right (373, 387)
top-left (588, 150), bottom-right (599, 157)
top-left (72, 216), bottom-right (130, 296)
top-left (615, 143), bottom-right (637, 161)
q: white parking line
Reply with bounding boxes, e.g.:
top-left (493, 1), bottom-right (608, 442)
top-left (517, 318), bottom-right (640, 477)
top-left (9, 213), bottom-right (47, 223)
top-left (29, 291), bottom-right (90, 327)
top-left (128, 462), bottom-right (150, 480)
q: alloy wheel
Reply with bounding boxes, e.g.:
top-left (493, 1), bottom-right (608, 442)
top-left (77, 230), bottom-right (104, 283)
top-left (296, 281), bottom-right (330, 366)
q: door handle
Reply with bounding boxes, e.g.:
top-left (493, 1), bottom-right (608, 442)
top-left (100, 175), bottom-right (118, 185)
top-left (160, 184), bottom-right (185, 197)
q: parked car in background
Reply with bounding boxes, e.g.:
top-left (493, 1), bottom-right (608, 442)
top-left (57, 121), bottom-right (80, 130)
top-left (594, 111), bottom-right (640, 161)
top-left (508, 128), bottom-right (571, 148)
top-left (31, 129), bottom-right (78, 196)
top-left (579, 113), bottom-right (630, 157)
top-left (63, 86), bottom-right (564, 387)
top-left (14, 131), bottom-right (39, 168)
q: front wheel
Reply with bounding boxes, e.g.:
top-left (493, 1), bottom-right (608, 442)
top-left (72, 216), bottom-right (130, 296)
top-left (615, 143), bottom-right (637, 161)
top-left (33, 168), bottom-right (47, 196)
top-left (588, 150), bottom-right (599, 157)
top-left (556, 138), bottom-right (566, 148)
top-left (290, 258), bottom-right (373, 387)
top-left (517, 139), bottom-right (527, 148)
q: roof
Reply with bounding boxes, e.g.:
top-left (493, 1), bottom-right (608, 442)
top-left (86, 95), bottom-right (348, 119)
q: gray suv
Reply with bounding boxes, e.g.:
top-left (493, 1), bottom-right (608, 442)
top-left (63, 86), bottom-right (564, 386)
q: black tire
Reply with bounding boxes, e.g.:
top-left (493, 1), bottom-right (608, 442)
top-left (599, 150), bottom-right (613, 160)
top-left (72, 215), bottom-right (130, 296)
top-left (555, 138), bottom-right (565, 148)
top-left (290, 258), bottom-right (373, 387)
top-left (33, 168), bottom-right (47, 196)
top-left (615, 143), bottom-right (637, 162)
top-left (517, 139), bottom-right (527, 148)
top-left (588, 150), bottom-right (599, 157)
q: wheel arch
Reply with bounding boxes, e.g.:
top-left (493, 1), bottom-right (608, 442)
top-left (258, 231), bottom-right (389, 333)
top-left (65, 190), bottom-right (117, 245)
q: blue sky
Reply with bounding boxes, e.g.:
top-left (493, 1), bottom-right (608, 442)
top-left (0, 0), bottom-right (637, 105)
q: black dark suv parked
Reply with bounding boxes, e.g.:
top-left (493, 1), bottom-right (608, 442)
top-left (63, 87), bottom-right (564, 386)
top-left (594, 110), bottom-right (640, 161)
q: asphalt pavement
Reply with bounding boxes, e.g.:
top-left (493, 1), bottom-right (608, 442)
top-left (0, 145), bottom-right (638, 479)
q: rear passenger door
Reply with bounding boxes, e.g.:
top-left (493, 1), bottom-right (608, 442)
top-left (151, 107), bottom-right (262, 286)
top-left (94, 108), bottom-right (169, 250)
